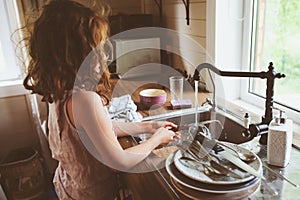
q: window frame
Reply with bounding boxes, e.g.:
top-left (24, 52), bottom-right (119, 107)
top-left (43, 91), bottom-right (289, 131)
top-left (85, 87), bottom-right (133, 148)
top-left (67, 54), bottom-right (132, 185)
top-left (240, 0), bottom-right (300, 124)
top-left (0, 0), bottom-right (28, 98)
top-left (0, 0), bottom-right (22, 82)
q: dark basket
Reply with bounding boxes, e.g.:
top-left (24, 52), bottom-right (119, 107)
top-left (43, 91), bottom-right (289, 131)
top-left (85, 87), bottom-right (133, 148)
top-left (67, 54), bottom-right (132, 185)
top-left (0, 147), bottom-right (46, 200)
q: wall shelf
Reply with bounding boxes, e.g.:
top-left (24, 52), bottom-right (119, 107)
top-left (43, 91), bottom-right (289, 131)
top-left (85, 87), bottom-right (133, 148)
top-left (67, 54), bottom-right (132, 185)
top-left (181, 0), bottom-right (190, 25)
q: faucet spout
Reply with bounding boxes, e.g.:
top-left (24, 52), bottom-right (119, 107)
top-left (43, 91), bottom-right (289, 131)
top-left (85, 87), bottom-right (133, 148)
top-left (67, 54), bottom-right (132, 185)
top-left (193, 63), bottom-right (222, 81)
top-left (193, 62), bottom-right (285, 144)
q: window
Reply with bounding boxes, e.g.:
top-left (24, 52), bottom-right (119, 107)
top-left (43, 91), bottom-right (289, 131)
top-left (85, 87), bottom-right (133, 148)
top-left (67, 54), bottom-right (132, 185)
top-left (0, 1), bottom-right (29, 98)
top-left (209, 0), bottom-right (300, 125)
top-left (0, 1), bottom-right (22, 82)
top-left (250, 0), bottom-right (300, 111)
top-left (242, 0), bottom-right (300, 123)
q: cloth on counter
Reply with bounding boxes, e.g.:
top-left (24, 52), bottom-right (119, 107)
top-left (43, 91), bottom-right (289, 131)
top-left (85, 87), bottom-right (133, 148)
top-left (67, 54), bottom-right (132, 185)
top-left (107, 94), bottom-right (143, 122)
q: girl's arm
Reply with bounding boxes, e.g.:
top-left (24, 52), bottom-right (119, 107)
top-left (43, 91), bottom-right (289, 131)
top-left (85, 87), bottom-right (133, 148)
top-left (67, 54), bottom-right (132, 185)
top-left (112, 121), bottom-right (178, 137)
top-left (69, 91), bottom-right (178, 171)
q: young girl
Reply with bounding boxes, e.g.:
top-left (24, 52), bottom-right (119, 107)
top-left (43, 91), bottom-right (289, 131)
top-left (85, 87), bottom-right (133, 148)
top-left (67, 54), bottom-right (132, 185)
top-left (23, 0), bottom-right (179, 199)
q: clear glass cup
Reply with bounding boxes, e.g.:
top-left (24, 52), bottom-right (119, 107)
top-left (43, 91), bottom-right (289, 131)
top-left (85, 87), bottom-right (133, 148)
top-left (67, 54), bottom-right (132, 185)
top-left (169, 76), bottom-right (184, 101)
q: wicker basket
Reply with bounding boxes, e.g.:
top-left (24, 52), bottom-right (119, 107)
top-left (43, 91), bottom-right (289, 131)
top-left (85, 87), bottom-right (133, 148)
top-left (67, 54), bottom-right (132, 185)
top-left (0, 147), bottom-right (46, 200)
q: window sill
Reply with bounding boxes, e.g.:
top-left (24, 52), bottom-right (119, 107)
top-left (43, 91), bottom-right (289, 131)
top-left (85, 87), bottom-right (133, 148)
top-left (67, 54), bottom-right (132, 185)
top-left (0, 80), bottom-right (29, 98)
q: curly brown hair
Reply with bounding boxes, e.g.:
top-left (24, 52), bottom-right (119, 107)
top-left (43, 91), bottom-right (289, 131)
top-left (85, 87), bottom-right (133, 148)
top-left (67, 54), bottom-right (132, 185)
top-left (23, 0), bottom-right (112, 104)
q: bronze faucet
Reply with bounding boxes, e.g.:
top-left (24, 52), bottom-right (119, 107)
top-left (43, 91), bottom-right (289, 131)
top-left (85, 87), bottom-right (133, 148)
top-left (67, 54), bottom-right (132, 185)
top-left (193, 62), bottom-right (285, 144)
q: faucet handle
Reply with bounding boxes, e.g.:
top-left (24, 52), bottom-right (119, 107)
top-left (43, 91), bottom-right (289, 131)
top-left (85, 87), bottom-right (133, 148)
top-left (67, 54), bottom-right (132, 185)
top-left (268, 62), bottom-right (285, 79)
top-left (275, 73), bottom-right (285, 79)
top-left (201, 98), bottom-right (213, 106)
top-left (242, 129), bottom-right (251, 138)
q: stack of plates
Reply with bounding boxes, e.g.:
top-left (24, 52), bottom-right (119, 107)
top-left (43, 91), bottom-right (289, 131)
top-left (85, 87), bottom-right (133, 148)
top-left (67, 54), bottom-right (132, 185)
top-left (165, 146), bottom-right (262, 199)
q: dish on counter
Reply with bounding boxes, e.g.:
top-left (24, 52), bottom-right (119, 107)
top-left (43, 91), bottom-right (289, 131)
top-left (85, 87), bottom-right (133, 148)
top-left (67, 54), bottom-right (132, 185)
top-left (165, 152), bottom-right (261, 194)
top-left (173, 148), bottom-right (262, 185)
top-left (139, 89), bottom-right (166, 108)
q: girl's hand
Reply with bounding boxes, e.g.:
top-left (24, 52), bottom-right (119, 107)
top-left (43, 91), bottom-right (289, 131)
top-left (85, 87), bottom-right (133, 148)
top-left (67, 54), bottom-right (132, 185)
top-left (148, 121), bottom-right (178, 133)
top-left (151, 127), bottom-right (180, 146)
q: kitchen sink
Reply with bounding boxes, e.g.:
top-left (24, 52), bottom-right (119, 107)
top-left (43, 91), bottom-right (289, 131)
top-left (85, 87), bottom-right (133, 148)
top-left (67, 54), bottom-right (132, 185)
top-left (142, 105), bottom-right (252, 144)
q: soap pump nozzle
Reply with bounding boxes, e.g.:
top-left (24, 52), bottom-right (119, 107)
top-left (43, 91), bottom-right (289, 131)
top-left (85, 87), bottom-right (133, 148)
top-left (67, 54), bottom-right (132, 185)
top-left (272, 106), bottom-right (286, 125)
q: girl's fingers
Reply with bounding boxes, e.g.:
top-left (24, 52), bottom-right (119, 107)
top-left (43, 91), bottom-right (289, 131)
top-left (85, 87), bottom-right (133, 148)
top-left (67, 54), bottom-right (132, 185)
top-left (165, 124), bottom-right (178, 131)
top-left (173, 132), bottom-right (181, 140)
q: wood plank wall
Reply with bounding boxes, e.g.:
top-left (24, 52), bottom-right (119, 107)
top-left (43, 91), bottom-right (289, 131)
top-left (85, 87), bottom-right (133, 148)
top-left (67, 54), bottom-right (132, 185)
top-left (143, 0), bottom-right (207, 75)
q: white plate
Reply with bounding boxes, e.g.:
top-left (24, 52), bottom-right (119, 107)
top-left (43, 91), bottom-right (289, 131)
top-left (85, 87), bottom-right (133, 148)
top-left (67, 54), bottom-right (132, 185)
top-left (165, 152), bottom-right (260, 194)
top-left (173, 144), bottom-right (262, 185)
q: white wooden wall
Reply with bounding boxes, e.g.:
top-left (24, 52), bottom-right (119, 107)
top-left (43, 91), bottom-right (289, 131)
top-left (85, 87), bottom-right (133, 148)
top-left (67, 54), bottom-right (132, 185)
top-left (143, 0), bottom-right (207, 75)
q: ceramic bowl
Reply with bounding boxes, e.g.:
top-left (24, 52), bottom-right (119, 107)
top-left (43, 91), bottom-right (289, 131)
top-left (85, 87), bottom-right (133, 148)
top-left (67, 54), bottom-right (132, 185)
top-left (139, 89), bottom-right (167, 108)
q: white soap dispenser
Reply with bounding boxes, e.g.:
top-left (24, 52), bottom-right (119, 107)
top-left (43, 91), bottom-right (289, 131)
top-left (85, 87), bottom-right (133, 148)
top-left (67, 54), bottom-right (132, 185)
top-left (267, 107), bottom-right (293, 167)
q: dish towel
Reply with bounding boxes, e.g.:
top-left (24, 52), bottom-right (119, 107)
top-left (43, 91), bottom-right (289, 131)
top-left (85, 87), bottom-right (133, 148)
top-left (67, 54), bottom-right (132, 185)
top-left (107, 94), bottom-right (143, 122)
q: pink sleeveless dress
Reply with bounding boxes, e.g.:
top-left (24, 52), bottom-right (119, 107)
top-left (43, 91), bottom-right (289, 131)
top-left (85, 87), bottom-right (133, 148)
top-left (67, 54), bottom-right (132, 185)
top-left (48, 92), bottom-right (118, 199)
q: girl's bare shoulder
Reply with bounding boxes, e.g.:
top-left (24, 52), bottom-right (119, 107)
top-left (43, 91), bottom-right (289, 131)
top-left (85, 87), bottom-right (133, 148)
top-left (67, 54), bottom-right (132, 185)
top-left (71, 91), bottom-right (103, 107)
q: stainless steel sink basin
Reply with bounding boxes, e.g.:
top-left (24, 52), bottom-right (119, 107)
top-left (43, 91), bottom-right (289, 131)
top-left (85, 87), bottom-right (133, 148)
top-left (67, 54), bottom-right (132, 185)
top-left (142, 105), bottom-right (251, 144)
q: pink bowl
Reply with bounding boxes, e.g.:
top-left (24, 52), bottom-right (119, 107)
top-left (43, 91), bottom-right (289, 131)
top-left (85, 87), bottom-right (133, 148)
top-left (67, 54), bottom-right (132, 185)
top-left (139, 89), bottom-right (167, 108)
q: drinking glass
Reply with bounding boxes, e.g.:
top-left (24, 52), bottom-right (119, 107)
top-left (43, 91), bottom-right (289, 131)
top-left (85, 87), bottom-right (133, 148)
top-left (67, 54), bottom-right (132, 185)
top-left (169, 76), bottom-right (184, 101)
